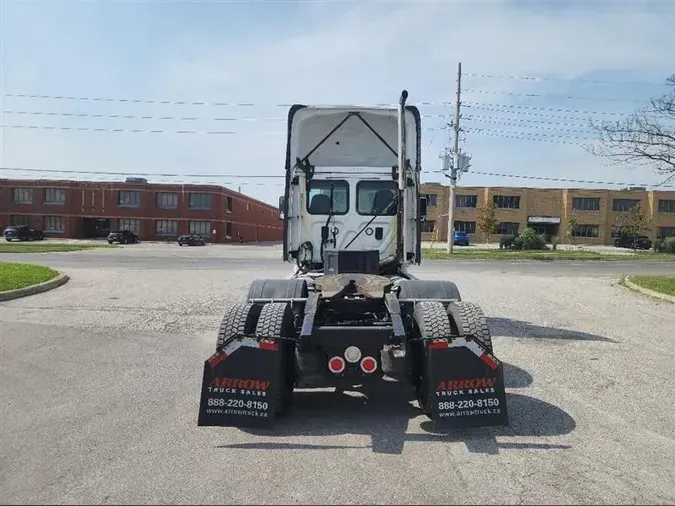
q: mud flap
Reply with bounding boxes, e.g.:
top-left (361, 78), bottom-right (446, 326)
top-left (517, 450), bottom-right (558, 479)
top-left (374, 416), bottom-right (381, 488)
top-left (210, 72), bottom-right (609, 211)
top-left (197, 337), bottom-right (281, 429)
top-left (425, 336), bottom-right (508, 429)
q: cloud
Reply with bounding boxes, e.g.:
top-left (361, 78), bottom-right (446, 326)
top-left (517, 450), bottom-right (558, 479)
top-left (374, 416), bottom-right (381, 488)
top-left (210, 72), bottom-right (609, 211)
top-left (2, 0), bottom-right (674, 204)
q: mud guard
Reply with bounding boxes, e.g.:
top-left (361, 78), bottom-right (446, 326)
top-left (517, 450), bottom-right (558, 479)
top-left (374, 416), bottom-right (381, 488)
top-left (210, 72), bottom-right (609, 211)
top-left (197, 337), bottom-right (281, 429)
top-left (425, 336), bottom-right (508, 429)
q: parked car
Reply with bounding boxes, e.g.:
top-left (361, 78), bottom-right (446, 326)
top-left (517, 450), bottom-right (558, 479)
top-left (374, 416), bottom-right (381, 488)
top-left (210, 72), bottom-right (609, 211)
top-left (614, 234), bottom-right (652, 250)
top-left (108, 230), bottom-right (140, 244)
top-left (453, 231), bottom-right (470, 246)
top-left (178, 234), bottom-right (206, 246)
top-left (3, 225), bottom-right (44, 241)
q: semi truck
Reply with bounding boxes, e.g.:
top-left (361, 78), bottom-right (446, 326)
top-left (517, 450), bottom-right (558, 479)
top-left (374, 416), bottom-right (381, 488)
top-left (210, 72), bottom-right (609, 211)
top-left (198, 90), bottom-right (508, 429)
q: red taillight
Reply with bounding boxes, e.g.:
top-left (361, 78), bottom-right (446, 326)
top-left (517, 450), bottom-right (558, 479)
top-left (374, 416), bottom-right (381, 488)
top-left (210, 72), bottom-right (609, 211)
top-left (328, 356), bottom-right (345, 374)
top-left (360, 356), bottom-right (377, 373)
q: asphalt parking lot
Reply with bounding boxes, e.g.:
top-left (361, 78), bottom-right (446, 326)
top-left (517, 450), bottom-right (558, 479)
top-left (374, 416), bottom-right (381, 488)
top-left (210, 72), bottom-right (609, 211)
top-left (1, 243), bottom-right (674, 504)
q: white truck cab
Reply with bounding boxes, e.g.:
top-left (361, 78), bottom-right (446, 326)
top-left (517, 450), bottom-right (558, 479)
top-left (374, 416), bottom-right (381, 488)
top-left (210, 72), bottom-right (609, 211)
top-left (280, 102), bottom-right (426, 276)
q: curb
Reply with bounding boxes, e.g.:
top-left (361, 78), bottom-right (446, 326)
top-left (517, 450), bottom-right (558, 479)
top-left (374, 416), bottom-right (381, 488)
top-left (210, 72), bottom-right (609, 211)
top-left (0, 273), bottom-right (70, 302)
top-left (622, 276), bottom-right (675, 304)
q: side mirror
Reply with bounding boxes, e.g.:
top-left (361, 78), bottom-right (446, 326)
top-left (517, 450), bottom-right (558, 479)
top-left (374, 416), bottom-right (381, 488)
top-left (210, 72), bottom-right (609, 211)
top-left (419, 196), bottom-right (428, 220)
top-left (278, 196), bottom-right (286, 220)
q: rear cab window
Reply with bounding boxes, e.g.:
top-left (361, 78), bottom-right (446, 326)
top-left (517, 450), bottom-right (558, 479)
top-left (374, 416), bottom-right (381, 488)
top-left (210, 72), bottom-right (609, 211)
top-left (306, 180), bottom-right (349, 215)
top-left (356, 180), bottom-right (398, 216)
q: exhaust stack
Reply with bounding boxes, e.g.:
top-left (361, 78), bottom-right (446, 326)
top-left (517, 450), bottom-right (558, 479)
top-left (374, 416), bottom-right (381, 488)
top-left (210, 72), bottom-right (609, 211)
top-left (398, 90), bottom-right (409, 263)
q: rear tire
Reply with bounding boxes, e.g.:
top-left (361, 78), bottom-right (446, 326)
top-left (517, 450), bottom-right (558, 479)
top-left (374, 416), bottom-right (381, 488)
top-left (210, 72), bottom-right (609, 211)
top-left (254, 302), bottom-right (296, 415)
top-left (412, 301), bottom-right (452, 416)
top-left (215, 303), bottom-right (261, 352)
top-left (446, 301), bottom-right (493, 353)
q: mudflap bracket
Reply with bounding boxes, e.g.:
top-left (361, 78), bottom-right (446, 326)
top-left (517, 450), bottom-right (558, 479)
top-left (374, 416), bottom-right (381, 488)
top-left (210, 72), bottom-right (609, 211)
top-left (424, 335), bottom-right (509, 429)
top-left (197, 335), bottom-right (285, 429)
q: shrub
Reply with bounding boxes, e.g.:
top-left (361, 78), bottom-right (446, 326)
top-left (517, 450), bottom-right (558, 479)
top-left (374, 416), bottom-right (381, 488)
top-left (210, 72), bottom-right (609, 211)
top-left (519, 227), bottom-right (547, 250)
top-left (512, 237), bottom-right (524, 250)
top-left (551, 236), bottom-right (559, 251)
top-left (665, 237), bottom-right (675, 254)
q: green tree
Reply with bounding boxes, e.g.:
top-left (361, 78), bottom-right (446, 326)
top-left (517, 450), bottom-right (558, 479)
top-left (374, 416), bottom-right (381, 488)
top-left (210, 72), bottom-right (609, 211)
top-left (566, 214), bottom-right (579, 245)
top-left (476, 200), bottom-right (498, 244)
top-left (615, 202), bottom-right (651, 250)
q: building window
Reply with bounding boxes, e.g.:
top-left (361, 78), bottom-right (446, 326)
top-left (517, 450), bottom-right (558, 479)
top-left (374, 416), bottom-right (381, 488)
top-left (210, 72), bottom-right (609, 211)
top-left (246, 202), bottom-right (251, 211)
top-left (493, 195), bottom-right (520, 209)
top-left (572, 224), bottom-right (599, 238)
top-left (423, 194), bottom-right (438, 208)
top-left (189, 193), bottom-right (211, 210)
top-left (612, 199), bottom-right (640, 212)
top-left (456, 195), bottom-right (477, 208)
top-left (12, 188), bottom-right (33, 204)
top-left (10, 215), bottom-right (30, 226)
top-left (189, 220), bottom-right (210, 236)
top-left (227, 197), bottom-right (233, 213)
top-left (118, 218), bottom-right (140, 235)
top-left (496, 222), bottom-right (519, 235)
top-left (44, 216), bottom-right (63, 232)
top-left (421, 220), bottom-right (435, 233)
top-left (306, 180), bottom-right (349, 215)
top-left (657, 227), bottom-right (675, 239)
top-left (226, 222), bottom-right (232, 238)
top-left (118, 190), bottom-right (140, 208)
top-left (572, 197), bottom-right (600, 211)
top-left (658, 199), bottom-right (675, 213)
top-left (155, 219), bottom-right (178, 236)
top-left (454, 221), bottom-right (476, 234)
top-left (44, 188), bottom-right (65, 205)
top-left (156, 192), bottom-right (178, 209)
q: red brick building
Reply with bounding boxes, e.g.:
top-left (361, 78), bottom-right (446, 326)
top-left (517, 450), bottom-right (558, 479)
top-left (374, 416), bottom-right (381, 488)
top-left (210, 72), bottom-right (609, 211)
top-left (0, 178), bottom-right (283, 243)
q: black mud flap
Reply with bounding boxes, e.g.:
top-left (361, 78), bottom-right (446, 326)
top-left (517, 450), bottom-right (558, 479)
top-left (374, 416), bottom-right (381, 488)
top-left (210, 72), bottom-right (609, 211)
top-left (425, 336), bottom-right (508, 429)
top-left (197, 336), bottom-right (281, 429)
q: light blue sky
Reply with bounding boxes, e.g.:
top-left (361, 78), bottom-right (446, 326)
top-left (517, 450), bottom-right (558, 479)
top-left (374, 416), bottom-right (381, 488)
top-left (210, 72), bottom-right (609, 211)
top-left (1, 0), bottom-right (674, 204)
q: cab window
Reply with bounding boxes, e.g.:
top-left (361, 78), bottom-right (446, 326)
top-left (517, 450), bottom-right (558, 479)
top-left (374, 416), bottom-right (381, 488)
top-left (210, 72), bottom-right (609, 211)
top-left (306, 180), bottom-right (349, 215)
top-left (356, 180), bottom-right (397, 216)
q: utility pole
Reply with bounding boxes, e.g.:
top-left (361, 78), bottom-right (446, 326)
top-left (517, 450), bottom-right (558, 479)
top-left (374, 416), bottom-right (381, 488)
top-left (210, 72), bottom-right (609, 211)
top-left (446, 62), bottom-right (462, 254)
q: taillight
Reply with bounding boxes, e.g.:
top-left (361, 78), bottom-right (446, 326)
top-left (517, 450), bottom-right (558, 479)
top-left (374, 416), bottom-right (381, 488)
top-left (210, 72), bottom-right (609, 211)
top-left (328, 356), bottom-right (345, 374)
top-left (360, 356), bottom-right (377, 374)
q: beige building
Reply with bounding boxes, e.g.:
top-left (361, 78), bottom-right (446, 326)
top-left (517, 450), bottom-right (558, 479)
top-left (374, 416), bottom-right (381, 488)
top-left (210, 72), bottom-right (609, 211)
top-left (420, 183), bottom-right (675, 245)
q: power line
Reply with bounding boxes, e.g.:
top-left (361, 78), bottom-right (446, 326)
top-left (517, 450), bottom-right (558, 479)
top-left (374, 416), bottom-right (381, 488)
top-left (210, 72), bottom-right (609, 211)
top-left (462, 72), bottom-right (669, 87)
top-left (1, 167), bottom-right (285, 178)
top-left (2, 92), bottom-right (442, 108)
top-left (460, 104), bottom-right (623, 121)
top-left (464, 101), bottom-right (632, 116)
top-left (1, 109), bottom-right (445, 122)
top-left (0, 124), bottom-right (267, 135)
top-left (429, 169), bottom-right (675, 188)
top-left (463, 88), bottom-right (648, 103)
top-left (464, 127), bottom-right (593, 142)
top-left (465, 114), bottom-right (591, 129)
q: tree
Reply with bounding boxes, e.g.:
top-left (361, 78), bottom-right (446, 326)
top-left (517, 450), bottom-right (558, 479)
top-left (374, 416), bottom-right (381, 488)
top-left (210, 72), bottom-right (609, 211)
top-left (587, 74), bottom-right (675, 179)
top-left (615, 202), bottom-right (651, 250)
top-left (476, 200), bottom-right (498, 244)
top-left (566, 214), bottom-right (579, 245)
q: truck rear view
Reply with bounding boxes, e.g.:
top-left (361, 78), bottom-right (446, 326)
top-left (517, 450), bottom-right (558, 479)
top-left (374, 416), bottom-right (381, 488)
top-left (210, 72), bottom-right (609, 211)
top-left (197, 90), bottom-right (509, 430)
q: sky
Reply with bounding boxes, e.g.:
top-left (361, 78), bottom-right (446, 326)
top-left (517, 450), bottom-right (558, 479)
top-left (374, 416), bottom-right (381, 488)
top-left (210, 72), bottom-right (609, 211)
top-left (1, 0), bottom-right (674, 205)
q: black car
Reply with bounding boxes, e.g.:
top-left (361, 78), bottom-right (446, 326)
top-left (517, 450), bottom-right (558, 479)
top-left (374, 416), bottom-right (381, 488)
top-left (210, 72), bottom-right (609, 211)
top-left (178, 234), bottom-right (206, 246)
top-left (108, 230), bottom-right (140, 244)
top-left (614, 234), bottom-right (652, 250)
top-left (3, 225), bottom-right (45, 241)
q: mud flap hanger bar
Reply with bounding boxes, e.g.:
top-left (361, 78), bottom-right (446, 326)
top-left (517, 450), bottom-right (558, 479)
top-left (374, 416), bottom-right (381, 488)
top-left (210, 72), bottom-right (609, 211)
top-left (247, 297), bottom-right (462, 304)
top-left (294, 111), bottom-right (399, 176)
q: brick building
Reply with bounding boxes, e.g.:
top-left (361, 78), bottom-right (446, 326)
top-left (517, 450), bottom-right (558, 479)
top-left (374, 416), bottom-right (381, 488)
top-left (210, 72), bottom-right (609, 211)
top-left (421, 183), bottom-right (675, 245)
top-left (0, 178), bottom-right (283, 243)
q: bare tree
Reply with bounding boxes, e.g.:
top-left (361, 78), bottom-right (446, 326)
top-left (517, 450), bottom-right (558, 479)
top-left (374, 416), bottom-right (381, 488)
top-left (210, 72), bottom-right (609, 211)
top-left (587, 74), bottom-right (675, 177)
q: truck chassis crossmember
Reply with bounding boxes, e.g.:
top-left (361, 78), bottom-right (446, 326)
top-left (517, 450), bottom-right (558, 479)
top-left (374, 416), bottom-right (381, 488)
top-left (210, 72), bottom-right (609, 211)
top-left (198, 89), bottom-right (509, 430)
